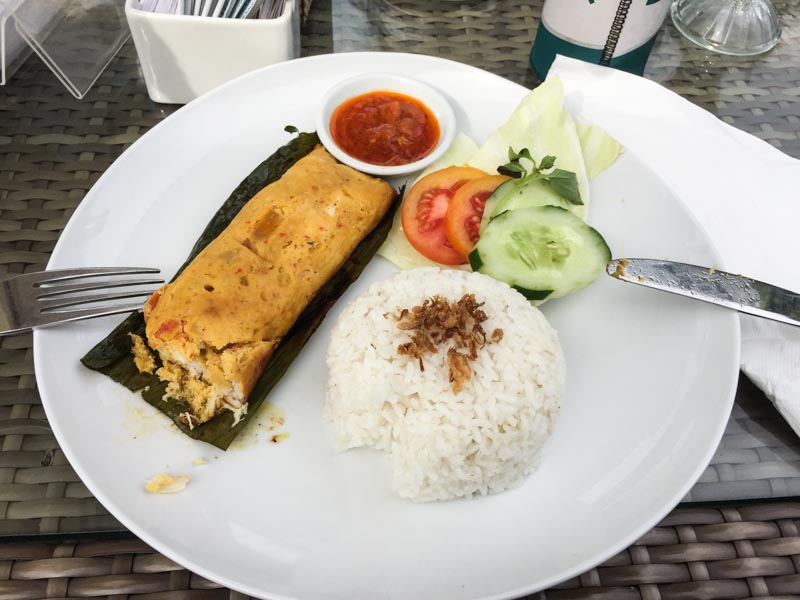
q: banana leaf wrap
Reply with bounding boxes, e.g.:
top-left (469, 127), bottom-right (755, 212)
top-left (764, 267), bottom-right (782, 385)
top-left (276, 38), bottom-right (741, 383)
top-left (81, 130), bottom-right (400, 450)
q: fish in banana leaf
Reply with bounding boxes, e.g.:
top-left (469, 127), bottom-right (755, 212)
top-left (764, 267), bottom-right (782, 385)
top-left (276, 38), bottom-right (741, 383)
top-left (81, 130), bottom-right (400, 450)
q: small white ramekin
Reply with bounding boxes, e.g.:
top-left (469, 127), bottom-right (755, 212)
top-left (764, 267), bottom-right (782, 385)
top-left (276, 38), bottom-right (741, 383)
top-left (315, 73), bottom-right (456, 177)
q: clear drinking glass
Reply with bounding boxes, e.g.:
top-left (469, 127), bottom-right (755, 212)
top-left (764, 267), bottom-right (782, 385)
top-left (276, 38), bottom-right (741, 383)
top-left (671, 0), bottom-right (781, 56)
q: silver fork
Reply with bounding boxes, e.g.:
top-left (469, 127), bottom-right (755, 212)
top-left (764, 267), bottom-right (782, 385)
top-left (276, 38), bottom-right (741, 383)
top-left (0, 267), bottom-right (164, 336)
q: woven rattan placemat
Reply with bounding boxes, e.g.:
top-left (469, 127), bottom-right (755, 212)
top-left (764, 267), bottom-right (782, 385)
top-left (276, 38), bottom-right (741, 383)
top-left (1, 503), bottom-right (799, 599)
top-left (1, 0), bottom-right (799, 597)
top-left (0, 41), bottom-right (175, 537)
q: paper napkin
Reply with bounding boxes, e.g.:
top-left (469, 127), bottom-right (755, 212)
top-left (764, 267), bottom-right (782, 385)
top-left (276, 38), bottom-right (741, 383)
top-left (549, 55), bottom-right (800, 436)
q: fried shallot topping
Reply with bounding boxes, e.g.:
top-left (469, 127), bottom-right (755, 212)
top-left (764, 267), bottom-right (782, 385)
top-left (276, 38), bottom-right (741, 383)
top-left (390, 293), bottom-right (503, 393)
top-left (446, 349), bottom-right (471, 394)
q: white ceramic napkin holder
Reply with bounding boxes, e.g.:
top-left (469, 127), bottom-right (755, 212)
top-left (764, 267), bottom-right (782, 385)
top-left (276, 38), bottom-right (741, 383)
top-left (125, 0), bottom-right (300, 104)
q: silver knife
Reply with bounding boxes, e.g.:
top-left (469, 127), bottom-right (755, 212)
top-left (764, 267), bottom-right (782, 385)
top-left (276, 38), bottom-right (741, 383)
top-left (606, 258), bottom-right (800, 327)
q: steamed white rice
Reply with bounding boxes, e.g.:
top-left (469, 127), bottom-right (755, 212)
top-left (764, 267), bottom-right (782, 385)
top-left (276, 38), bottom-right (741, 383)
top-left (324, 267), bottom-right (566, 502)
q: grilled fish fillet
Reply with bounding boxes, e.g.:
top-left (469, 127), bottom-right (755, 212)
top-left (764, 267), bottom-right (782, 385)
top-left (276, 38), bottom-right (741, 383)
top-left (138, 146), bottom-right (395, 426)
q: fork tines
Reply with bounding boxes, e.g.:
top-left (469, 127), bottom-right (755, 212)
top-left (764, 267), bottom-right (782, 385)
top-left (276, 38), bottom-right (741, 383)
top-left (30, 267), bottom-right (162, 286)
top-left (33, 267), bottom-right (165, 313)
top-left (0, 267), bottom-right (166, 336)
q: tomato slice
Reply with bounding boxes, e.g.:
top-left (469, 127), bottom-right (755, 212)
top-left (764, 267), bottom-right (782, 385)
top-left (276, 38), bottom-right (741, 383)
top-left (444, 175), bottom-right (510, 257)
top-left (401, 166), bottom-right (488, 265)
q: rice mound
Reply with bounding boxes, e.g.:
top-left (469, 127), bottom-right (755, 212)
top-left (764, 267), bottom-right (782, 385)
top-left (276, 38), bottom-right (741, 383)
top-left (325, 267), bottom-right (566, 502)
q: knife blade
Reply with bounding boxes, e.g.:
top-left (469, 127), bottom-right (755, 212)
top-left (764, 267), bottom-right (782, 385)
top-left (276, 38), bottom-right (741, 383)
top-left (606, 258), bottom-right (800, 328)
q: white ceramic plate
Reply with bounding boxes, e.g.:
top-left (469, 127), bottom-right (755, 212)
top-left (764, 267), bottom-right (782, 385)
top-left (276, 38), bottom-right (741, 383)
top-left (35, 53), bottom-right (739, 600)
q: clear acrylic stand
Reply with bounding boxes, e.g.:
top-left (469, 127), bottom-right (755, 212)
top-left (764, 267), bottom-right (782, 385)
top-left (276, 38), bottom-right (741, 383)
top-left (0, 0), bottom-right (32, 85)
top-left (0, 0), bottom-right (129, 98)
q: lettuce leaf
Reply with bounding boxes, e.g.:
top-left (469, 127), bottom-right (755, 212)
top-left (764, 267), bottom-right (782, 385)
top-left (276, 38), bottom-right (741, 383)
top-left (467, 77), bottom-right (590, 220)
top-left (417, 132), bottom-right (479, 180)
top-left (576, 121), bottom-right (624, 180)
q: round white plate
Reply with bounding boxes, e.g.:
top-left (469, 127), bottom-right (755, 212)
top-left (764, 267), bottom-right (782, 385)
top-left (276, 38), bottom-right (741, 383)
top-left (35, 53), bottom-right (739, 600)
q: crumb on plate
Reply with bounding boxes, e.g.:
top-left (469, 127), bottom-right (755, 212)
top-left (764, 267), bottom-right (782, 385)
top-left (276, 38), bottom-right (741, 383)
top-left (145, 473), bottom-right (189, 494)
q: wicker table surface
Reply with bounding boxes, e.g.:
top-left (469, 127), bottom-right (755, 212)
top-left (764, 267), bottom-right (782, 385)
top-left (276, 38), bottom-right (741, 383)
top-left (1, 0), bottom-right (800, 598)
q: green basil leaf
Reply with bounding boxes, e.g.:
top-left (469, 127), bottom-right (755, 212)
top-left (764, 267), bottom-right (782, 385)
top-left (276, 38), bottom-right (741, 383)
top-left (538, 155), bottom-right (556, 171)
top-left (546, 168), bottom-right (583, 205)
top-left (517, 148), bottom-right (534, 163)
top-left (498, 163), bottom-right (525, 178)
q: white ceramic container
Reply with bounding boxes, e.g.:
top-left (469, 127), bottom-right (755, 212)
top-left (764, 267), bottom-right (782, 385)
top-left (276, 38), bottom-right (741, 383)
top-left (125, 0), bottom-right (299, 104)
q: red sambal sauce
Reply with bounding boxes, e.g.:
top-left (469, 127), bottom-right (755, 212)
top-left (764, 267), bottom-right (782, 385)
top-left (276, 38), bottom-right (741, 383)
top-left (330, 90), bottom-right (440, 167)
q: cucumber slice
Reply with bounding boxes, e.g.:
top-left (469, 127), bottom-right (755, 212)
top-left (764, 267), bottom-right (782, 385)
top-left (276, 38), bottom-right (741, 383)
top-left (480, 178), bottom-right (587, 237)
top-left (480, 179), bottom-right (518, 228)
top-left (492, 179), bottom-right (571, 218)
top-left (469, 205), bottom-right (611, 300)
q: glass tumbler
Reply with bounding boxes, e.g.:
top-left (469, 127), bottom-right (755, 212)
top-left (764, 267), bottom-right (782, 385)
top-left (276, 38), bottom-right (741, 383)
top-left (671, 0), bottom-right (781, 56)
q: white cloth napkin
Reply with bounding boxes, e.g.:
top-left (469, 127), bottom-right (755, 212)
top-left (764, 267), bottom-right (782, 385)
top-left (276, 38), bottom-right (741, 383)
top-left (549, 55), bottom-right (800, 436)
